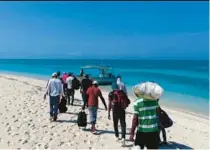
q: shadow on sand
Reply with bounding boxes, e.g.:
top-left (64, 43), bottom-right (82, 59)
top-left (56, 119), bottom-right (77, 123)
top-left (159, 141), bottom-right (192, 149)
top-left (65, 112), bottom-right (78, 115)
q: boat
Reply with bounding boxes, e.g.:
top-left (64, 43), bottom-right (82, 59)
top-left (76, 65), bottom-right (116, 85)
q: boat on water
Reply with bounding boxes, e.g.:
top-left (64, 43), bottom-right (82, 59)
top-left (76, 65), bottom-right (116, 85)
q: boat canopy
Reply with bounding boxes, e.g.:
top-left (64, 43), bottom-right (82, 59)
top-left (81, 65), bottom-right (112, 70)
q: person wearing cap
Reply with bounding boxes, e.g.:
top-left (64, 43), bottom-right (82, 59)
top-left (83, 80), bottom-right (107, 134)
top-left (80, 75), bottom-right (92, 107)
top-left (66, 72), bottom-right (75, 105)
top-left (44, 72), bottom-right (64, 122)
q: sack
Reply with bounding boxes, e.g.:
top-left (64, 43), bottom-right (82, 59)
top-left (111, 90), bottom-right (130, 110)
top-left (72, 78), bottom-right (80, 90)
top-left (59, 97), bottom-right (67, 113)
top-left (77, 111), bottom-right (87, 127)
top-left (159, 109), bottom-right (173, 128)
top-left (133, 82), bottom-right (164, 100)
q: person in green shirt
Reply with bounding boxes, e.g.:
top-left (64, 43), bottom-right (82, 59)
top-left (130, 97), bottom-right (160, 149)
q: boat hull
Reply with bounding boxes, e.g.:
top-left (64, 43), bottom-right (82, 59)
top-left (76, 76), bottom-right (116, 86)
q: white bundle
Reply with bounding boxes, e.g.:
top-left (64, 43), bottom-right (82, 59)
top-left (133, 81), bottom-right (164, 100)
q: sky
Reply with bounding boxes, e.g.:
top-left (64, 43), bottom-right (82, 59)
top-left (0, 2), bottom-right (208, 59)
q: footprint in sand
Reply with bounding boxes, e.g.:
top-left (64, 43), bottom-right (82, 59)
top-left (18, 112), bottom-right (23, 116)
top-left (7, 126), bottom-right (12, 132)
top-left (44, 144), bottom-right (49, 149)
top-left (13, 133), bottom-right (19, 137)
top-left (22, 139), bottom-right (28, 145)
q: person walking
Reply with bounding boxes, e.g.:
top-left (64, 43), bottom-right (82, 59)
top-left (80, 75), bottom-right (92, 107)
top-left (130, 91), bottom-right (160, 149)
top-left (108, 83), bottom-right (130, 146)
top-left (66, 73), bottom-right (75, 105)
top-left (44, 72), bottom-right (64, 122)
top-left (83, 81), bottom-right (107, 134)
top-left (62, 72), bottom-right (68, 96)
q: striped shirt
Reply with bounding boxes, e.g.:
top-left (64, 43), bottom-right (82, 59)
top-left (133, 98), bottom-right (159, 132)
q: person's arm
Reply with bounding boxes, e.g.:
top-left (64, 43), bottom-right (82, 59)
top-left (129, 100), bottom-right (139, 141)
top-left (108, 92), bottom-right (112, 119)
top-left (44, 80), bottom-right (50, 99)
top-left (60, 80), bottom-right (64, 97)
top-left (46, 79), bottom-right (49, 88)
top-left (82, 88), bottom-right (89, 109)
top-left (131, 114), bottom-right (138, 133)
top-left (99, 90), bottom-right (107, 110)
top-left (80, 80), bottom-right (84, 92)
top-left (124, 85), bottom-right (128, 95)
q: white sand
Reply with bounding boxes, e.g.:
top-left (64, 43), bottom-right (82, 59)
top-left (0, 74), bottom-right (209, 149)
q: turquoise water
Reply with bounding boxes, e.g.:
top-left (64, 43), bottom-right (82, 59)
top-left (0, 59), bottom-right (209, 116)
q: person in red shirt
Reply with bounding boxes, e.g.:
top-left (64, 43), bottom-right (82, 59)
top-left (83, 81), bottom-right (107, 134)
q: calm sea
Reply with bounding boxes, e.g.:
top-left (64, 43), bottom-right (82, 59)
top-left (0, 59), bottom-right (209, 116)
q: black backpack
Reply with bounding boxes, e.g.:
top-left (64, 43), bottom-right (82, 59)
top-left (159, 109), bottom-right (173, 128)
top-left (59, 97), bottom-right (67, 113)
top-left (77, 111), bottom-right (87, 127)
top-left (72, 78), bottom-right (81, 90)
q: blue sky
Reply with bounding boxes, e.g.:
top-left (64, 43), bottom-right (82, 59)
top-left (0, 2), bottom-right (208, 59)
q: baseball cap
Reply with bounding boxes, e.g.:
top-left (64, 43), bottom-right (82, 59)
top-left (52, 72), bottom-right (57, 77)
top-left (92, 80), bottom-right (98, 85)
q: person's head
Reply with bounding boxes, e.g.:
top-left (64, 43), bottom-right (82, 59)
top-left (63, 72), bottom-right (67, 75)
top-left (112, 82), bottom-right (118, 91)
top-left (68, 72), bottom-right (72, 77)
top-left (52, 72), bottom-right (58, 78)
top-left (116, 75), bottom-right (122, 83)
top-left (92, 80), bottom-right (99, 87)
top-left (85, 74), bottom-right (89, 79)
top-left (57, 71), bottom-right (61, 77)
top-left (117, 75), bottom-right (121, 80)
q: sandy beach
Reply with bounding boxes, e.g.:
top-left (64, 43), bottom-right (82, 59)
top-left (0, 73), bottom-right (209, 149)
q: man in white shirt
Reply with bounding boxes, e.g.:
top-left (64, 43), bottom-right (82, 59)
top-left (66, 73), bottom-right (75, 105)
top-left (44, 72), bottom-right (64, 122)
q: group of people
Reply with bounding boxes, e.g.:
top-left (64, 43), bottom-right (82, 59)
top-left (44, 71), bottom-right (169, 149)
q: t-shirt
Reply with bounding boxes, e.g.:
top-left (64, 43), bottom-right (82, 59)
top-left (116, 80), bottom-right (127, 95)
top-left (66, 76), bottom-right (74, 89)
top-left (62, 74), bottom-right (68, 84)
top-left (87, 86), bottom-right (102, 107)
top-left (45, 78), bottom-right (63, 97)
top-left (133, 98), bottom-right (159, 133)
top-left (81, 78), bottom-right (92, 92)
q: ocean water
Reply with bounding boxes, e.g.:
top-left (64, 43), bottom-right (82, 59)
top-left (0, 59), bottom-right (209, 116)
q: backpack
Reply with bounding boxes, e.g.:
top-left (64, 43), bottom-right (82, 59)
top-left (72, 78), bottom-right (81, 90)
top-left (77, 111), bottom-right (87, 127)
top-left (159, 109), bottom-right (173, 128)
top-left (111, 90), bottom-right (130, 110)
top-left (59, 97), bottom-right (67, 113)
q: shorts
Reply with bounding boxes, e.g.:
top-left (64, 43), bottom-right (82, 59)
top-left (88, 107), bottom-right (98, 124)
top-left (135, 131), bottom-right (159, 149)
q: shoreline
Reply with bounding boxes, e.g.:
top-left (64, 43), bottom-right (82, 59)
top-left (0, 72), bottom-right (208, 119)
top-left (0, 73), bottom-right (209, 149)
